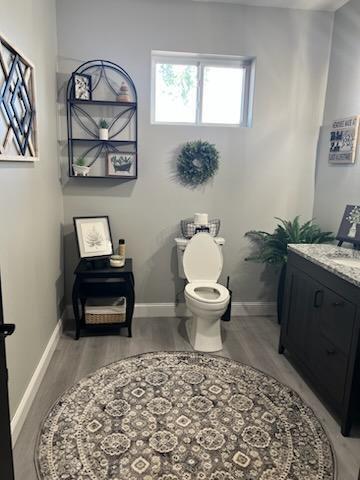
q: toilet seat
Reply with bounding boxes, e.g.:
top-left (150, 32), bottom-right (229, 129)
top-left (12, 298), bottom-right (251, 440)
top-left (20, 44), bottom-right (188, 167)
top-left (185, 282), bottom-right (229, 304)
top-left (183, 232), bottom-right (223, 282)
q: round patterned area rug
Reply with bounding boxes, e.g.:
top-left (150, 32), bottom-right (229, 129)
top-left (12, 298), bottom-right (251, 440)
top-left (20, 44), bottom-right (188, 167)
top-left (36, 351), bottom-right (335, 480)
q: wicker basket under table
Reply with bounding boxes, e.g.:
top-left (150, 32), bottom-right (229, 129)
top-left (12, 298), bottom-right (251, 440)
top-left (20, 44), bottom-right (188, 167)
top-left (85, 305), bottom-right (126, 325)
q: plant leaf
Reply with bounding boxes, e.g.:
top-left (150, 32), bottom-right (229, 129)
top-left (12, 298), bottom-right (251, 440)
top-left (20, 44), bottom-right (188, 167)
top-left (245, 217), bottom-right (335, 265)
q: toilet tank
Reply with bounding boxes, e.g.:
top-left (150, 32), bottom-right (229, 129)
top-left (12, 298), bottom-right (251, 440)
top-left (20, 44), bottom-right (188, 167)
top-left (175, 236), bottom-right (225, 279)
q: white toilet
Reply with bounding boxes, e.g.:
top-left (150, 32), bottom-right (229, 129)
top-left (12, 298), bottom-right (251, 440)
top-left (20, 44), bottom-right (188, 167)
top-left (182, 232), bottom-right (230, 352)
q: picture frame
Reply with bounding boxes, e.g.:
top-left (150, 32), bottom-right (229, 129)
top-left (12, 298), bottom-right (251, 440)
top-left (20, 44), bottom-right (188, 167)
top-left (106, 152), bottom-right (136, 177)
top-left (73, 216), bottom-right (113, 258)
top-left (329, 116), bottom-right (359, 164)
top-left (72, 73), bottom-right (92, 101)
top-left (336, 205), bottom-right (360, 246)
top-left (0, 34), bottom-right (38, 162)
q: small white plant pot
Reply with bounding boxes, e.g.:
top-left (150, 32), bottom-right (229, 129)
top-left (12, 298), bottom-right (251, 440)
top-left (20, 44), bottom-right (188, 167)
top-left (72, 164), bottom-right (90, 176)
top-left (99, 128), bottom-right (109, 141)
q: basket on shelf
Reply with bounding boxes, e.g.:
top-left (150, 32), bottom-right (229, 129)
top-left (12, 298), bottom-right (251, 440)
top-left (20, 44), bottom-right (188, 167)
top-left (85, 298), bottom-right (126, 325)
top-left (181, 218), bottom-right (220, 239)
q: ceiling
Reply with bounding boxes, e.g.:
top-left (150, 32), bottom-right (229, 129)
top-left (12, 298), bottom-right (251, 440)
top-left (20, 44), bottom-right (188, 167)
top-left (192, 0), bottom-right (350, 12)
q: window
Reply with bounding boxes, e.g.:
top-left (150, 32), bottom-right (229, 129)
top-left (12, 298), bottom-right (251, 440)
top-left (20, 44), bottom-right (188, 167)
top-left (151, 51), bottom-right (255, 127)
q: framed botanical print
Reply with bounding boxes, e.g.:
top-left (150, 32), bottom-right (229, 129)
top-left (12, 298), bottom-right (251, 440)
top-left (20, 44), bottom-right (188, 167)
top-left (337, 205), bottom-right (360, 246)
top-left (73, 216), bottom-right (113, 258)
top-left (73, 73), bottom-right (92, 100)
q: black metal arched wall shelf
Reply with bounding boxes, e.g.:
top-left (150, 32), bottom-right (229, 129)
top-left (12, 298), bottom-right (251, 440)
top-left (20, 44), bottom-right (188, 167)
top-left (66, 59), bottom-right (138, 179)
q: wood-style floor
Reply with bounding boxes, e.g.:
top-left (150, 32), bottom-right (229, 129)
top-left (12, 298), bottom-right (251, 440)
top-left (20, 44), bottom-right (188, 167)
top-left (14, 316), bottom-right (360, 479)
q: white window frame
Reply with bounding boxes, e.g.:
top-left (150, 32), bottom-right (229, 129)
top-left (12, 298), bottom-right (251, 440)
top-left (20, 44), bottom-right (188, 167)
top-left (151, 51), bottom-right (256, 128)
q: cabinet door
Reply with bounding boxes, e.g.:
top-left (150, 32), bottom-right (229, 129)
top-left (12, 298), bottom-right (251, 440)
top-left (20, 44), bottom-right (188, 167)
top-left (320, 289), bottom-right (356, 355)
top-left (284, 266), bottom-right (322, 364)
top-left (311, 289), bottom-right (356, 406)
top-left (311, 335), bottom-right (349, 406)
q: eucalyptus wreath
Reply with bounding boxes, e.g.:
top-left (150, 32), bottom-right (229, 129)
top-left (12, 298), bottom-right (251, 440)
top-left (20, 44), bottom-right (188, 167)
top-left (177, 140), bottom-right (219, 187)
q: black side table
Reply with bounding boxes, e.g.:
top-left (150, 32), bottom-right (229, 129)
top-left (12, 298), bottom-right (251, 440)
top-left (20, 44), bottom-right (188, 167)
top-left (72, 258), bottom-right (135, 340)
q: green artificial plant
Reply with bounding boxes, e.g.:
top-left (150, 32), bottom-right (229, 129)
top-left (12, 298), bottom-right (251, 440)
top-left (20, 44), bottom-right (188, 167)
top-left (245, 216), bottom-right (334, 265)
top-left (75, 157), bottom-right (86, 166)
top-left (177, 140), bottom-right (219, 187)
top-left (99, 119), bottom-right (109, 129)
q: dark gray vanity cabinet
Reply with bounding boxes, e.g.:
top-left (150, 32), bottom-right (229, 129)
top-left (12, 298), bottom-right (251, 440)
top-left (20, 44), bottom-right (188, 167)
top-left (279, 251), bottom-right (360, 436)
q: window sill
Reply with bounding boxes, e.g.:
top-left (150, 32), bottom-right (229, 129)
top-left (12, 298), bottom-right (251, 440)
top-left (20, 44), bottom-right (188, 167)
top-left (150, 121), bottom-right (251, 128)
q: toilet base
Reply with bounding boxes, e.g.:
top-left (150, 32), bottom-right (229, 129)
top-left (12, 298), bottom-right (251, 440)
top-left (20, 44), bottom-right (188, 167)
top-left (186, 315), bottom-right (223, 352)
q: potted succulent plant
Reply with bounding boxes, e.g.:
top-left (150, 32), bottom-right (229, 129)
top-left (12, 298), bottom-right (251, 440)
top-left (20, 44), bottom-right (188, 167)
top-left (98, 119), bottom-right (109, 140)
top-left (245, 217), bottom-right (334, 324)
top-left (72, 157), bottom-right (90, 176)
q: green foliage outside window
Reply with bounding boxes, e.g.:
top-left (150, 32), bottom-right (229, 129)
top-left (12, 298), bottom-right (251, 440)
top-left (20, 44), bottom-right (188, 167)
top-left (159, 64), bottom-right (196, 104)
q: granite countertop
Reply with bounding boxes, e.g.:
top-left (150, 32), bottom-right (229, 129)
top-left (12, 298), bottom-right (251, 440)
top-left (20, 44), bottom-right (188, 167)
top-left (288, 244), bottom-right (360, 288)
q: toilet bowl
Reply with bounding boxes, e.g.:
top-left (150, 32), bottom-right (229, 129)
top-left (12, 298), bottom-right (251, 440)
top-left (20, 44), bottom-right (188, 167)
top-left (182, 232), bottom-right (230, 352)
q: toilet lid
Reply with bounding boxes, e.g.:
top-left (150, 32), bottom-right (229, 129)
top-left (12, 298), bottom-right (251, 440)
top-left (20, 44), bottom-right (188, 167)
top-left (183, 232), bottom-right (223, 282)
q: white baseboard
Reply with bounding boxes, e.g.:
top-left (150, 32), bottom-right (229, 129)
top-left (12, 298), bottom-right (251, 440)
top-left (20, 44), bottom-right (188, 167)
top-left (66, 302), bottom-right (276, 319)
top-left (11, 317), bottom-right (63, 445)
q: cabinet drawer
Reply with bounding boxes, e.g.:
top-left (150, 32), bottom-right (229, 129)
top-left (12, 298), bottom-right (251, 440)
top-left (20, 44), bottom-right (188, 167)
top-left (313, 335), bottom-right (348, 406)
top-left (320, 290), bottom-right (356, 355)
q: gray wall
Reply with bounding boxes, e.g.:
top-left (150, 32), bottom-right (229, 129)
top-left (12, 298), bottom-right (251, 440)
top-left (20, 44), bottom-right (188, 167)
top-left (314, 0), bottom-right (360, 233)
top-left (0, 0), bottom-right (64, 414)
top-left (56, 0), bottom-right (334, 305)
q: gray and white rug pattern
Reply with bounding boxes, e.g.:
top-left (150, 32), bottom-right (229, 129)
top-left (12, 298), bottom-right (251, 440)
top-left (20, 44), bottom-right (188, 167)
top-left (36, 351), bottom-right (335, 479)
